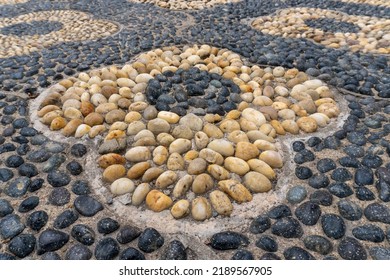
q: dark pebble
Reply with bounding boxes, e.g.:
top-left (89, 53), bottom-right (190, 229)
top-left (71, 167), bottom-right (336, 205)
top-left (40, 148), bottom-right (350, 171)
top-left (231, 249), bottom-right (254, 260)
top-left (161, 240), bottom-right (187, 260)
top-left (71, 224), bottom-right (95, 246)
top-left (337, 237), bottom-right (367, 260)
top-left (65, 244), bottom-right (92, 260)
top-left (352, 224), bottom-right (385, 243)
top-left (4, 176), bottom-right (30, 197)
top-left (295, 201), bottom-right (321, 225)
top-left (271, 217), bottom-right (303, 238)
top-left (0, 168), bottom-right (13, 182)
top-left (337, 199), bottom-right (363, 221)
top-left (209, 231), bottom-right (249, 250)
top-left (324, 136), bottom-right (341, 149)
top-left (18, 163), bottom-right (38, 177)
top-left (8, 234), bottom-right (36, 258)
top-left (49, 187), bottom-right (71, 206)
top-left (0, 198), bottom-right (14, 217)
top-left (362, 154), bottom-right (382, 168)
top-left (331, 168), bottom-right (352, 182)
top-left (307, 137), bottom-right (321, 147)
top-left (18, 196), bottom-right (39, 213)
top-left (308, 173), bottom-right (330, 189)
top-left (27, 149), bottom-right (51, 162)
top-left (16, 144), bottom-right (30, 155)
top-left (27, 210), bottom-right (48, 231)
top-left (255, 235), bottom-right (278, 252)
top-left (321, 214), bottom-right (346, 239)
top-left (347, 132), bottom-right (367, 146)
top-left (53, 210), bottom-right (79, 229)
top-left (71, 143), bottom-right (87, 157)
top-left (0, 143), bottom-right (16, 154)
top-left (267, 204), bottom-right (291, 219)
top-left (66, 161), bottom-right (83, 175)
top-left (29, 178), bottom-right (44, 192)
top-left (0, 253), bottom-right (16, 260)
top-left (310, 190), bottom-right (333, 206)
top-left (38, 229), bottom-right (69, 254)
top-left (369, 247), bottom-right (390, 260)
top-left (74, 195), bottom-right (103, 217)
top-left (355, 186), bottom-right (375, 201)
top-left (249, 215), bottom-right (271, 234)
top-left (286, 185), bottom-right (307, 204)
top-left (20, 127), bottom-right (37, 137)
top-left (12, 118), bottom-right (29, 129)
top-left (116, 225), bottom-right (141, 244)
top-left (95, 237), bottom-right (120, 260)
top-left (259, 253), bottom-right (281, 260)
top-left (97, 217), bottom-right (120, 234)
top-left (344, 145), bottom-right (364, 158)
top-left (303, 235), bottom-right (333, 255)
top-left (295, 166), bottom-right (313, 180)
top-left (119, 247), bottom-right (146, 260)
top-left (283, 247), bottom-right (315, 260)
top-left (47, 171), bottom-right (71, 187)
top-left (328, 182), bottom-right (353, 198)
top-left (138, 228), bottom-right (165, 253)
top-left (71, 180), bottom-right (90, 195)
top-left (339, 156), bottom-right (360, 168)
top-left (0, 214), bottom-right (24, 239)
top-left (376, 179), bottom-right (390, 202)
top-left (41, 252), bottom-right (61, 260)
top-left (364, 203), bottom-right (390, 224)
top-left (292, 141), bottom-right (305, 152)
top-left (5, 155), bottom-right (24, 168)
top-left (354, 167), bottom-right (374, 186)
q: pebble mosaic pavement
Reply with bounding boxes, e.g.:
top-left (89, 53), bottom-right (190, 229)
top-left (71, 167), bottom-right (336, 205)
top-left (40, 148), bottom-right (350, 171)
top-left (0, 0), bottom-right (389, 260)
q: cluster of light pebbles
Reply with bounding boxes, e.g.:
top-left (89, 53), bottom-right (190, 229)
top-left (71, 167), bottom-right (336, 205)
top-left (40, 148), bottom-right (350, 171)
top-left (251, 8), bottom-right (390, 54)
top-left (0, 10), bottom-right (119, 58)
top-left (0, 0), bottom-right (28, 4)
top-left (129, 0), bottom-right (240, 10)
top-left (37, 44), bottom-right (340, 221)
top-left (336, 0), bottom-right (390, 7)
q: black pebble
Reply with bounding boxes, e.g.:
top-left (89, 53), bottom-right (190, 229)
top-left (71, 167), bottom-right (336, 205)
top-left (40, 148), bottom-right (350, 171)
top-left (74, 195), bottom-right (103, 217)
top-left (54, 210), bottom-right (79, 229)
top-left (18, 163), bottom-right (38, 177)
top-left (4, 177), bottom-right (30, 197)
top-left (331, 168), bottom-right (352, 182)
top-left (292, 141), bottom-right (305, 152)
top-left (295, 166), bottom-right (313, 180)
top-left (328, 182), bottom-right (353, 198)
top-left (65, 244), bottom-right (92, 260)
top-left (47, 171), bottom-right (71, 187)
top-left (337, 237), bottom-right (367, 260)
top-left (271, 217), bottom-right (303, 238)
top-left (0, 214), bottom-right (25, 239)
top-left (308, 173), bottom-right (330, 189)
top-left (231, 249), bottom-right (254, 260)
top-left (283, 247), bottom-right (315, 260)
top-left (267, 204), bottom-right (291, 219)
top-left (29, 178), bottom-right (44, 192)
top-left (95, 237), bottom-right (120, 260)
top-left (364, 203), bottom-right (390, 224)
top-left (369, 247), bottom-right (390, 260)
top-left (161, 240), bottom-right (187, 260)
top-left (41, 252), bottom-right (61, 260)
top-left (0, 168), bottom-right (13, 182)
top-left (255, 235), bottom-right (278, 252)
top-left (49, 187), bottom-right (71, 206)
top-left (71, 180), bottom-right (90, 195)
top-left (259, 253), bottom-right (281, 260)
top-left (38, 229), bottom-right (69, 254)
top-left (352, 224), bottom-right (385, 243)
top-left (97, 217), bottom-right (120, 234)
top-left (119, 247), bottom-right (145, 260)
top-left (8, 234), bottom-right (36, 258)
top-left (18, 196), bottom-right (39, 213)
top-left (27, 210), bottom-right (48, 231)
top-left (337, 199), bottom-right (362, 221)
top-left (5, 155), bottom-right (24, 168)
top-left (66, 161), bottom-right (83, 175)
top-left (71, 144), bottom-right (87, 157)
top-left (303, 235), bottom-right (333, 255)
top-left (307, 137), bottom-right (321, 147)
top-left (71, 224), bottom-right (95, 246)
top-left (138, 228), bottom-right (165, 253)
top-left (295, 201), bottom-right (321, 226)
top-left (0, 198), bottom-right (14, 217)
top-left (209, 231), bottom-right (249, 250)
top-left (116, 225), bottom-right (141, 244)
top-left (321, 214), bottom-right (346, 239)
top-left (249, 215), bottom-right (271, 234)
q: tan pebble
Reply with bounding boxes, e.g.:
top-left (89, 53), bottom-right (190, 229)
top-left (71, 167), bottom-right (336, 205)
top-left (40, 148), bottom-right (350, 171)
top-left (187, 158), bottom-right (207, 175)
top-left (41, 110), bottom-right (63, 125)
top-left (83, 112), bottom-right (103, 127)
top-left (281, 120), bottom-right (299, 134)
top-left (127, 121), bottom-right (146, 135)
top-left (278, 108), bottom-right (296, 120)
top-left (310, 113), bottom-right (330, 127)
top-left (210, 190), bottom-right (233, 216)
top-left (263, 85), bottom-right (275, 98)
top-left (156, 171), bottom-right (178, 189)
top-left (95, 103), bottom-right (117, 114)
top-left (110, 178), bottom-right (135, 195)
top-left (299, 100), bottom-right (317, 114)
top-left (134, 130), bottom-right (154, 141)
top-left (227, 130), bottom-right (249, 143)
top-left (247, 159), bottom-right (276, 180)
top-left (50, 117), bottom-right (67, 131)
top-left (239, 118), bottom-right (258, 132)
top-left (129, 101), bottom-right (148, 111)
top-left (246, 131), bottom-right (275, 143)
top-left (203, 123), bottom-right (223, 139)
top-left (270, 120), bottom-right (286, 135)
top-left (125, 111), bottom-right (142, 123)
top-left (191, 197), bottom-right (212, 221)
top-left (143, 106), bottom-right (158, 120)
top-left (146, 190), bottom-right (173, 212)
top-left (179, 113), bottom-right (203, 131)
top-left (317, 103), bottom-right (340, 118)
top-left (275, 86), bottom-right (289, 97)
top-left (103, 164), bottom-right (126, 182)
top-left (135, 73), bottom-right (153, 84)
top-left (272, 101), bottom-right (289, 111)
top-left (63, 108), bottom-right (82, 120)
top-left (169, 138), bottom-right (192, 154)
top-left (127, 162), bottom-right (150, 179)
top-left (235, 142), bottom-right (260, 161)
top-left (252, 96), bottom-right (273, 106)
top-left (157, 111), bottom-right (180, 124)
top-left (173, 175), bottom-right (193, 198)
top-left (132, 183), bottom-right (150, 206)
top-left (207, 139), bottom-right (234, 157)
top-left (147, 118), bottom-right (170, 134)
top-left (37, 105), bottom-right (60, 118)
top-left (199, 148), bottom-right (224, 165)
top-left (167, 153), bottom-right (185, 170)
top-left (172, 125), bottom-right (193, 139)
top-left (224, 157), bottom-right (250, 175)
top-left (219, 119), bottom-right (241, 133)
top-left (74, 124), bottom-right (91, 138)
top-left (254, 140), bottom-right (277, 151)
top-left (297, 116), bottom-right (318, 133)
top-left (290, 104), bottom-right (307, 117)
top-left (153, 146), bottom-right (168, 165)
top-left (98, 153), bottom-right (126, 169)
top-left (142, 167), bottom-right (164, 182)
top-left (125, 147), bottom-right (151, 162)
top-left (91, 94), bottom-right (108, 107)
top-left (316, 86), bottom-right (333, 98)
top-left (117, 78), bottom-right (135, 88)
top-left (259, 106), bottom-right (278, 121)
top-left (184, 150), bottom-right (199, 161)
top-left (62, 119), bottom-right (83, 136)
top-left (194, 131), bottom-right (209, 149)
top-left (62, 99), bottom-right (81, 111)
top-left (218, 179), bottom-right (252, 203)
top-left (306, 90), bottom-right (320, 101)
top-left (59, 79), bottom-right (73, 88)
top-left (259, 150), bottom-right (283, 168)
top-left (109, 121), bottom-right (128, 131)
top-left (207, 164), bottom-right (230, 180)
top-left (171, 200), bottom-right (190, 219)
top-left (303, 79), bottom-right (323, 89)
top-left (156, 133), bottom-right (175, 146)
top-left (192, 173), bottom-right (213, 194)
top-left (315, 98), bottom-right (336, 107)
top-left (118, 98), bottom-right (131, 109)
top-left (225, 110), bottom-right (241, 119)
top-left (244, 171), bottom-right (272, 193)
top-left (105, 109), bottom-right (126, 124)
